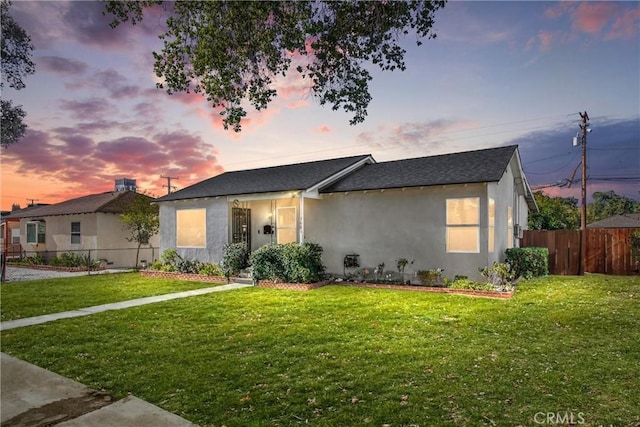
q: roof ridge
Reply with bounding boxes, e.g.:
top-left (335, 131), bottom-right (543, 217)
top-left (223, 154), bottom-right (371, 174)
top-left (370, 145), bottom-right (517, 166)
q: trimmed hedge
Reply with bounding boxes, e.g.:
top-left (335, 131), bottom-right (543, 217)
top-left (250, 242), bottom-right (326, 284)
top-left (505, 247), bottom-right (549, 279)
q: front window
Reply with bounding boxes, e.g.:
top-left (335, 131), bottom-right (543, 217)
top-left (446, 197), bottom-right (479, 253)
top-left (276, 206), bottom-right (297, 244)
top-left (507, 206), bottom-right (514, 249)
top-left (71, 221), bottom-right (81, 244)
top-left (26, 221), bottom-right (45, 244)
top-left (176, 209), bottom-right (206, 248)
top-left (488, 198), bottom-right (495, 252)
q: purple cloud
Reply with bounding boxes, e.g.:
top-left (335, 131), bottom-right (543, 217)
top-left (59, 98), bottom-right (115, 121)
top-left (37, 56), bottom-right (88, 75)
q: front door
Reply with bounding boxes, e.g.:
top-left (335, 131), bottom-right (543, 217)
top-left (231, 207), bottom-right (251, 250)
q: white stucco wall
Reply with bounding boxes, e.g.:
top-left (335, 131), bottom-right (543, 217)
top-left (306, 184), bottom-right (492, 282)
top-left (159, 198), bottom-right (228, 264)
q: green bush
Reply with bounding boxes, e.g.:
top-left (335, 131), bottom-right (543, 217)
top-left (48, 252), bottom-right (100, 268)
top-left (479, 262), bottom-right (515, 291)
top-left (505, 247), bottom-right (548, 279)
top-left (21, 254), bottom-right (45, 265)
top-left (199, 263), bottom-right (224, 277)
top-left (250, 242), bottom-right (326, 284)
top-left (222, 242), bottom-right (248, 280)
top-left (448, 278), bottom-right (495, 291)
top-left (415, 268), bottom-right (444, 286)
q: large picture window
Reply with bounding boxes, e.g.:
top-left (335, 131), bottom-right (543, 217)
top-left (488, 198), bottom-right (495, 253)
top-left (177, 209), bottom-right (206, 248)
top-left (71, 222), bottom-right (81, 244)
top-left (507, 206), bottom-right (514, 249)
top-left (26, 221), bottom-right (46, 244)
top-left (276, 206), bottom-right (297, 244)
top-left (446, 198), bottom-right (479, 253)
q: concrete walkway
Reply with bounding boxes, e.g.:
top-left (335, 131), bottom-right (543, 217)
top-left (1, 281), bottom-right (252, 426)
top-left (0, 282), bottom-right (251, 331)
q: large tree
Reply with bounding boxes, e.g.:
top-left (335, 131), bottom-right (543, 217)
top-left (587, 191), bottom-right (640, 223)
top-left (1, 0), bottom-right (35, 148)
top-left (528, 191), bottom-right (580, 230)
top-left (105, 0), bottom-right (446, 131)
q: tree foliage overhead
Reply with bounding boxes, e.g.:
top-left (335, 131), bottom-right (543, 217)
top-left (587, 191), bottom-right (640, 223)
top-left (1, 0), bottom-right (35, 148)
top-left (105, 0), bottom-right (446, 131)
top-left (528, 191), bottom-right (580, 230)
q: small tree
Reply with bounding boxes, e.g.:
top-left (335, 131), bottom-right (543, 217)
top-left (120, 192), bottom-right (159, 268)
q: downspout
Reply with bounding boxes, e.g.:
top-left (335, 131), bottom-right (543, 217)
top-left (299, 193), bottom-right (305, 244)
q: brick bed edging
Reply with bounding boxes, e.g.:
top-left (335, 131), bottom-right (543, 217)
top-left (7, 264), bottom-right (105, 273)
top-left (139, 270), bottom-right (228, 284)
top-left (343, 282), bottom-right (515, 299)
top-left (137, 271), bottom-right (514, 298)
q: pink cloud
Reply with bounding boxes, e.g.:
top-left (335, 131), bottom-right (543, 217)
top-left (287, 100), bottom-right (309, 109)
top-left (313, 125), bottom-right (331, 134)
top-left (537, 30), bottom-right (557, 52)
top-left (573, 2), bottom-right (619, 35)
top-left (606, 7), bottom-right (640, 40)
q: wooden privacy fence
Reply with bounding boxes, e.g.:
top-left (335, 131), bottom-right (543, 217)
top-left (522, 228), bottom-right (639, 276)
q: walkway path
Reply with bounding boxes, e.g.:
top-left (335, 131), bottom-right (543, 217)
top-left (0, 282), bottom-right (251, 331)
top-left (1, 281), bottom-right (252, 426)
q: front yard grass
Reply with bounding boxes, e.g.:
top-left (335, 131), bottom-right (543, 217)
top-left (1, 275), bottom-right (638, 426)
top-left (0, 273), bottom-right (223, 321)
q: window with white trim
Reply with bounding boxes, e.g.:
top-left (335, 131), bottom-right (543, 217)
top-left (71, 222), bottom-right (81, 244)
top-left (176, 209), bottom-right (206, 248)
top-left (276, 206), bottom-right (297, 244)
top-left (26, 221), bottom-right (45, 244)
top-left (507, 206), bottom-right (514, 249)
top-left (488, 198), bottom-right (495, 252)
top-left (446, 197), bottom-right (479, 253)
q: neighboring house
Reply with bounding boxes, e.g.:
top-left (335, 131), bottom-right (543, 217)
top-left (155, 145), bottom-right (537, 281)
top-left (587, 213), bottom-right (640, 228)
top-left (6, 190), bottom-right (159, 268)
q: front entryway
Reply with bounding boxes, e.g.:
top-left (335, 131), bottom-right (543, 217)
top-left (231, 207), bottom-right (251, 249)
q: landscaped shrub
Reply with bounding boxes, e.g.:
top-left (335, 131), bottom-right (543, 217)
top-left (448, 278), bottom-right (495, 291)
top-left (222, 242), bottom-right (249, 280)
top-left (47, 252), bottom-right (101, 269)
top-left (250, 242), bottom-right (326, 283)
top-left (415, 268), bottom-right (444, 286)
top-left (199, 262), bottom-right (224, 277)
top-left (505, 247), bottom-right (549, 279)
top-left (18, 254), bottom-right (45, 265)
top-left (479, 262), bottom-right (515, 291)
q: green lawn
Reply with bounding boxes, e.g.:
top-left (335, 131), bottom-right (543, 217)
top-left (1, 275), bottom-right (638, 426)
top-left (0, 273), bottom-right (223, 321)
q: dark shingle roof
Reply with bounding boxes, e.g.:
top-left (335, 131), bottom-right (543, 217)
top-left (588, 213), bottom-right (640, 228)
top-left (156, 155), bottom-right (372, 202)
top-left (7, 191), bottom-right (139, 219)
top-left (321, 145), bottom-right (518, 193)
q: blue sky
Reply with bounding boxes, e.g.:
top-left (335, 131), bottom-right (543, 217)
top-left (1, 1), bottom-right (638, 211)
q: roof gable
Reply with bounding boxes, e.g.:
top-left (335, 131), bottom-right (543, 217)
top-left (7, 191), bottom-right (140, 219)
top-left (156, 155), bottom-right (372, 202)
top-left (588, 213), bottom-right (640, 228)
top-left (321, 145), bottom-right (518, 193)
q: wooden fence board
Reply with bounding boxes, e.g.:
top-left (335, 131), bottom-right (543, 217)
top-left (522, 228), bottom-right (639, 275)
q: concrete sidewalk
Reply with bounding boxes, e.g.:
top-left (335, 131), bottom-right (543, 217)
top-left (1, 281), bottom-right (252, 426)
top-left (0, 282), bottom-right (251, 331)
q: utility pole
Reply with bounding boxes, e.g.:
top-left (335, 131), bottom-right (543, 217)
top-left (161, 175), bottom-right (179, 195)
top-left (26, 198), bottom-right (38, 206)
top-left (578, 111), bottom-right (589, 275)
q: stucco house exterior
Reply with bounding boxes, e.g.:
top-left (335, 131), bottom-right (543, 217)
top-left (155, 145), bottom-right (537, 281)
top-left (6, 191), bottom-right (159, 268)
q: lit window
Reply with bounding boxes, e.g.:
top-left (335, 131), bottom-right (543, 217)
top-left (176, 209), bottom-right (206, 248)
top-left (488, 198), bottom-right (495, 252)
top-left (276, 206), bottom-right (297, 244)
top-left (507, 206), bottom-right (513, 249)
top-left (26, 221), bottom-right (45, 244)
top-left (71, 222), bottom-right (81, 244)
top-left (446, 198), bottom-right (479, 253)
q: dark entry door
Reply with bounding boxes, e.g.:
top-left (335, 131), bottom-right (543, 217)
top-left (231, 207), bottom-right (251, 249)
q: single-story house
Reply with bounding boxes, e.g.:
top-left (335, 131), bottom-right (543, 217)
top-left (155, 145), bottom-right (537, 281)
top-left (6, 190), bottom-right (159, 268)
top-left (587, 213), bottom-right (640, 228)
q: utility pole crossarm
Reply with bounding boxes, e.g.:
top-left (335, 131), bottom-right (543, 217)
top-left (161, 175), bottom-right (179, 195)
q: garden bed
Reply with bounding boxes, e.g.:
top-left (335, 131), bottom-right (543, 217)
top-left (7, 263), bottom-right (105, 273)
top-left (139, 270), bottom-right (227, 284)
top-left (342, 281), bottom-right (515, 299)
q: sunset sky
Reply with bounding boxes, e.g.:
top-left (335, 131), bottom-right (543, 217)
top-left (1, 1), bottom-right (638, 211)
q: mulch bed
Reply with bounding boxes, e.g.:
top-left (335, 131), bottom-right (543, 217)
top-left (7, 264), bottom-right (105, 273)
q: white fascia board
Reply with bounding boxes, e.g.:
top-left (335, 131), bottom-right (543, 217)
top-left (511, 148), bottom-right (538, 212)
top-left (305, 155), bottom-right (376, 193)
top-left (228, 191), bottom-right (299, 202)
